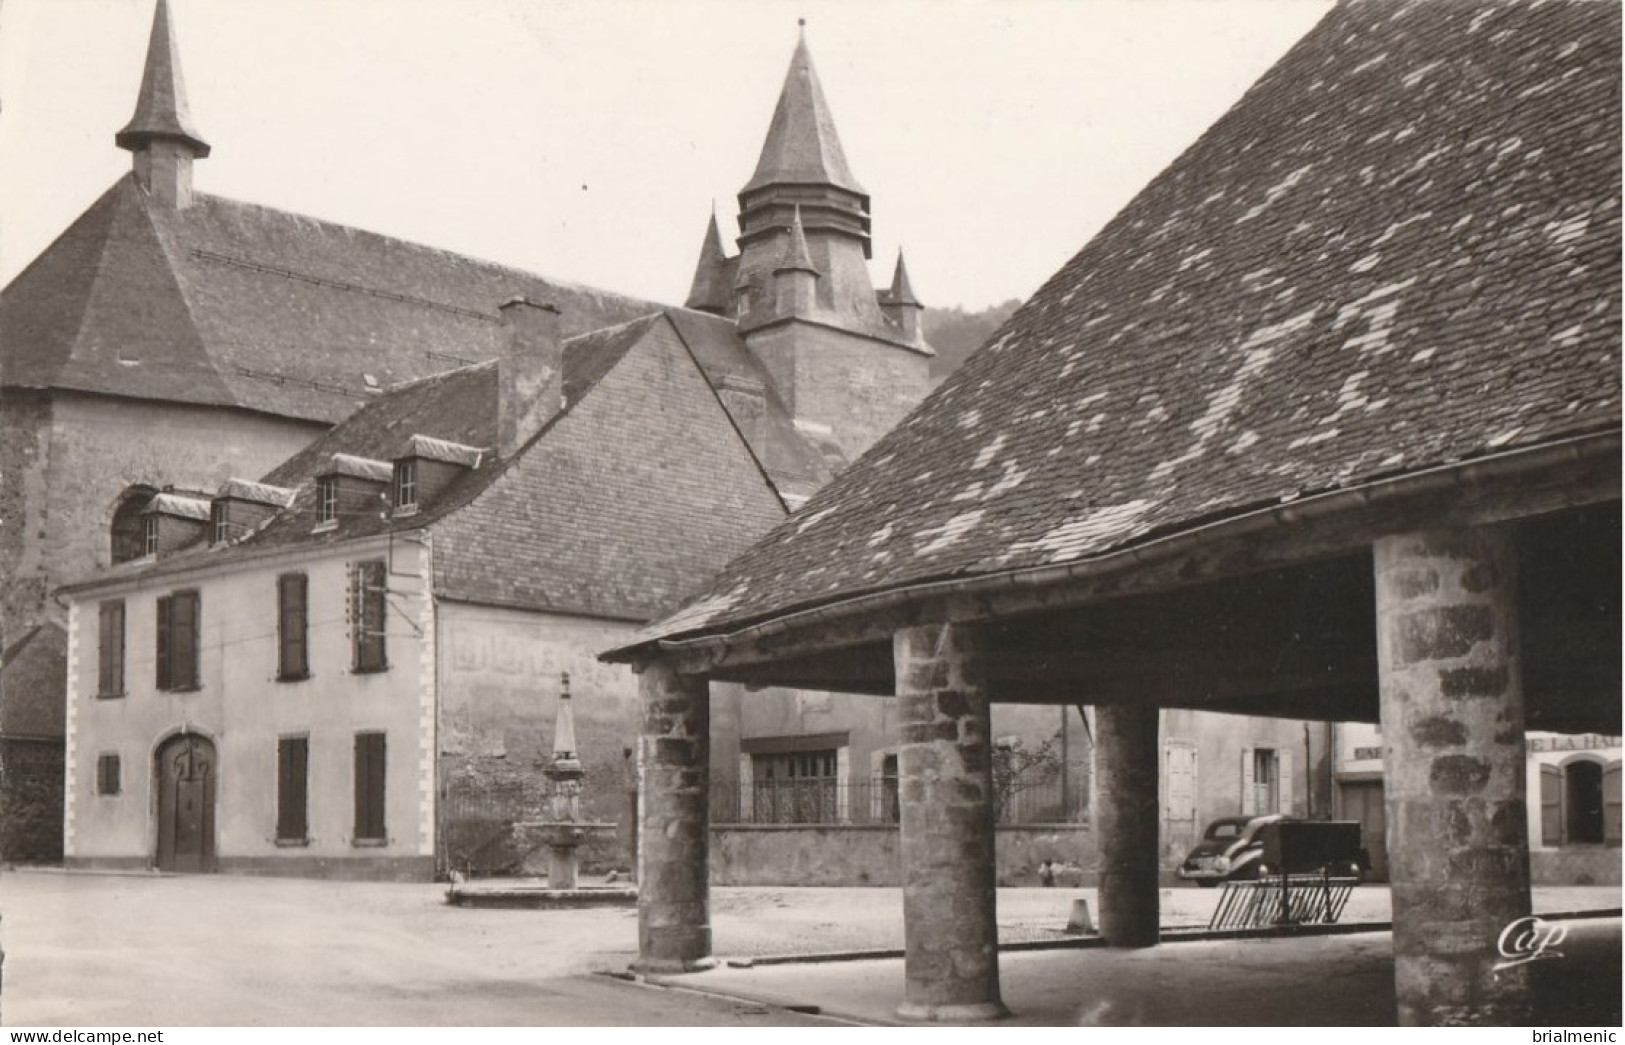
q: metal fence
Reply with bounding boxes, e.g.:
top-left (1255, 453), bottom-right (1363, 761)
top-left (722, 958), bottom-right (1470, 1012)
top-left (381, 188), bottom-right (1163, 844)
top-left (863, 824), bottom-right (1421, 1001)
top-left (709, 776), bottom-right (1089, 826)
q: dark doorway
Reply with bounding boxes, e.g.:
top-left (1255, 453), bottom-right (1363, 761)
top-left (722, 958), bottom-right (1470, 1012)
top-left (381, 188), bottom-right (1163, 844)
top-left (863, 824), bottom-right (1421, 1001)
top-left (1339, 780), bottom-right (1389, 882)
top-left (156, 733), bottom-right (216, 872)
top-left (1564, 760), bottom-right (1605, 845)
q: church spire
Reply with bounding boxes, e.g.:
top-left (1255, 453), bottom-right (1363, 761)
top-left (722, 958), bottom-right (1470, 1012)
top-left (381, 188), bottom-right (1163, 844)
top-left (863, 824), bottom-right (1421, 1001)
top-left (743, 28), bottom-right (864, 197)
top-left (684, 209), bottom-right (734, 315)
top-left (880, 250), bottom-right (924, 344)
top-left (884, 250), bottom-right (921, 307)
top-left (116, 0), bottom-right (210, 208)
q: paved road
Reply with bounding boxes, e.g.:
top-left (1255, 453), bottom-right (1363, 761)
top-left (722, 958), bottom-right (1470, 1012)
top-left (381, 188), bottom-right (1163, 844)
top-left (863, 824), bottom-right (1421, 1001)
top-left (1, 870), bottom-right (1616, 1026)
top-left (0, 871), bottom-right (829, 1026)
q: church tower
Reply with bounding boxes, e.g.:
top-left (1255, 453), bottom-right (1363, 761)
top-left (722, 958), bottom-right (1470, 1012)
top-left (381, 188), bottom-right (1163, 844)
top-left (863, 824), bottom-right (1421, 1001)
top-left (116, 0), bottom-right (210, 209)
top-left (684, 26), bottom-right (932, 461)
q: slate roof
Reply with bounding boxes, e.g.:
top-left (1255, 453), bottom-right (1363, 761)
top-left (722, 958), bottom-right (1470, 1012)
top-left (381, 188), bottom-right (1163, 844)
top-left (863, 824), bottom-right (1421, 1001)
top-left (625, 0), bottom-right (1622, 647)
top-left (742, 33), bottom-right (866, 198)
top-left (59, 309), bottom-right (829, 617)
top-left (1, 176), bottom-right (663, 424)
top-left (0, 623), bottom-right (67, 738)
top-left (115, 0), bottom-right (209, 156)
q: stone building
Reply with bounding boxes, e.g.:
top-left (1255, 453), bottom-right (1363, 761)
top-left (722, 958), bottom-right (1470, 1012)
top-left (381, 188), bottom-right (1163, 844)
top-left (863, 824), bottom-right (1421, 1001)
top-left (607, 0), bottom-right (1620, 1025)
top-left (1333, 722), bottom-right (1619, 885)
top-left (58, 305), bottom-right (835, 877)
top-left (3, 5), bottom-right (941, 863)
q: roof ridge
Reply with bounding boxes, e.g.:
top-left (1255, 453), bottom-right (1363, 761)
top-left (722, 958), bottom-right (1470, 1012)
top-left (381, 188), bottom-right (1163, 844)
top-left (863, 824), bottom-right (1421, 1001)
top-left (140, 183), bottom-right (235, 403)
top-left (189, 190), bottom-right (666, 311)
top-left (562, 311), bottom-right (666, 345)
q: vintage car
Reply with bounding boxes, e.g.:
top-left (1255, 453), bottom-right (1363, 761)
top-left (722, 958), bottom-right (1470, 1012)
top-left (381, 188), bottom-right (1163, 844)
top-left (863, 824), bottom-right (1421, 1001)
top-left (1177, 814), bottom-right (1290, 886)
top-left (1179, 814), bottom-right (1367, 886)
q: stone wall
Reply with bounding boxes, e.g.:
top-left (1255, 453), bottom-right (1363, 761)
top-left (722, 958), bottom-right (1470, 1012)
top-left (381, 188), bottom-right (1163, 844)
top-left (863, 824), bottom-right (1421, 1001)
top-left (709, 824), bottom-right (1098, 887)
top-left (1530, 848), bottom-right (1621, 886)
top-left (745, 324), bottom-right (930, 461)
top-left (2, 390), bottom-right (320, 645)
top-left (0, 738), bottom-right (65, 863)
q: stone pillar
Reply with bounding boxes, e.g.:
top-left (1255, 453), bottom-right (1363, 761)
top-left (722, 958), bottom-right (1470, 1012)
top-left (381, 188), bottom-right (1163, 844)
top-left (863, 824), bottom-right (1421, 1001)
top-left (1374, 526), bottom-right (1530, 1026)
top-left (1094, 702), bottom-right (1161, 948)
top-left (894, 622), bottom-right (1006, 1022)
top-left (633, 660), bottom-right (713, 973)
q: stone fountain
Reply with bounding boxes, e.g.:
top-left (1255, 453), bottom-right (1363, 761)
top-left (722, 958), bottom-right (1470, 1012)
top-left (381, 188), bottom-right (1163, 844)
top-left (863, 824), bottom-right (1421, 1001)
top-left (446, 672), bottom-right (636, 909)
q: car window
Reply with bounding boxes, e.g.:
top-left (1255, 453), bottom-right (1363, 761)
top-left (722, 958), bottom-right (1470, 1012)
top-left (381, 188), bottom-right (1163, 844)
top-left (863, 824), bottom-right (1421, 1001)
top-left (1206, 821), bottom-right (1243, 839)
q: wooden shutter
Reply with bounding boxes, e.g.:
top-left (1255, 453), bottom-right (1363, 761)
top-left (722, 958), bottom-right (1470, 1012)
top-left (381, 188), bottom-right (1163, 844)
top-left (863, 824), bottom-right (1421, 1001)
top-left (155, 594), bottom-right (173, 690)
top-left (351, 562), bottom-right (388, 673)
top-left (173, 591), bottom-right (199, 689)
top-left (354, 733), bottom-right (386, 840)
top-left (98, 601), bottom-right (125, 696)
top-left (1540, 764), bottom-right (1563, 846)
top-left (97, 754), bottom-right (120, 796)
top-left (1604, 763), bottom-right (1621, 847)
top-left (1240, 747), bottom-right (1255, 816)
top-left (277, 737), bottom-right (309, 841)
top-left (278, 574), bottom-right (308, 680)
top-left (1277, 749), bottom-right (1294, 816)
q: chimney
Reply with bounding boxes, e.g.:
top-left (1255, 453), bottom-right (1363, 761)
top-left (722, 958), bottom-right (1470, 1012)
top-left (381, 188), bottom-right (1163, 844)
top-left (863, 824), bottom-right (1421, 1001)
top-left (497, 297), bottom-right (563, 458)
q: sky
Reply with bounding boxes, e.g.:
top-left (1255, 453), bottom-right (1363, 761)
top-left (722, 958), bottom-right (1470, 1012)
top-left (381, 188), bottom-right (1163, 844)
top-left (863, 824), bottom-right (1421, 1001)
top-left (0, 0), bottom-right (1333, 311)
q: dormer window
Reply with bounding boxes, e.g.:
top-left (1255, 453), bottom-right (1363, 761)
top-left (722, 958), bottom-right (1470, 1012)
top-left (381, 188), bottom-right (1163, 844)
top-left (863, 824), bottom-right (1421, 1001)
top-left (316, 477), bottom-right (338, 526)
top-left (210, 501), bottom-right (229, 546)
top-left (143, 515), bottom-right (160, 557)
top-left (393, 460), bottom-right (417, 512)
top-left (111, 485), bottom-right (158, 564)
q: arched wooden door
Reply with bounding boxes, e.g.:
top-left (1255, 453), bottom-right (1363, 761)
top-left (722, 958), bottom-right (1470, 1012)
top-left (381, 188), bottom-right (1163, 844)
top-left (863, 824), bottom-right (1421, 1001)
top-left (156, 734), bottom-right (216, 872)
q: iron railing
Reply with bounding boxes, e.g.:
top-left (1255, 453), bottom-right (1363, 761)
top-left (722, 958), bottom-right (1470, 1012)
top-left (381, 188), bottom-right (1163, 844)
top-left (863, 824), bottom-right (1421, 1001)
top-left (709, 776), bottom-right (1089, 826)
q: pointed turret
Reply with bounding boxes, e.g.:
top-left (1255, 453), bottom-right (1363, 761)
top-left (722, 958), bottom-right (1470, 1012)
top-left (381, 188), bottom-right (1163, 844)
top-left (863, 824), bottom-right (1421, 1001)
top-left (734, 25), bottom-right (875, 333)
top-left (116, 0), bottom-right (210, 208)
top-left (880, 250), bottom-right (925, 344)
top-left (743, 28), bottom-right (864, 197)
top-left (774, 207), bottom-right (819, 276)
top-left (773, 206), bottom-right (820, 315)
top-left (684, 210), bottom-right (734, 315)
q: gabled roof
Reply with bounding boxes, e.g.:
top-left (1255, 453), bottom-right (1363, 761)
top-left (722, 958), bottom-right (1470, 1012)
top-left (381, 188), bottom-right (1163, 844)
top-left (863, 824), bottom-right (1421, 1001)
top-left (60, 310), bottom-right (829, 620)
top-left (742, 32), bottom-right (865, 197)
top-left (0, 622), bottom-right (67, 739)
top-left (1, 177), bottom-right (664, 424)
top-left (624, 0), bottom-right (1622, 647)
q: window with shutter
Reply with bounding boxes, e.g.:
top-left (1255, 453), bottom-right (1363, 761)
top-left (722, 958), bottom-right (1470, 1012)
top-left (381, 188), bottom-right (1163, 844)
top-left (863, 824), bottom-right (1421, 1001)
top-left (1540, 764), bottom-right (1563, 846)
top-left (1563, 759), bottom-right (1606, 845)
top-left (350, 561), bottom-right (388, 673)
top-left (96, 754), bottom-right (121, 796)
top-left (277, 573), bottom-right (309, 681)
top-left (353, 732), bottom-right (387, 842)
top-left (277, 736), bottom-right (309, 843)
top-left (97, 600), bottom-right (126, 698)
top-left (156, 594), bottom-right (172, 690)
top-left (155, 591), bottom-right (200, 691)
